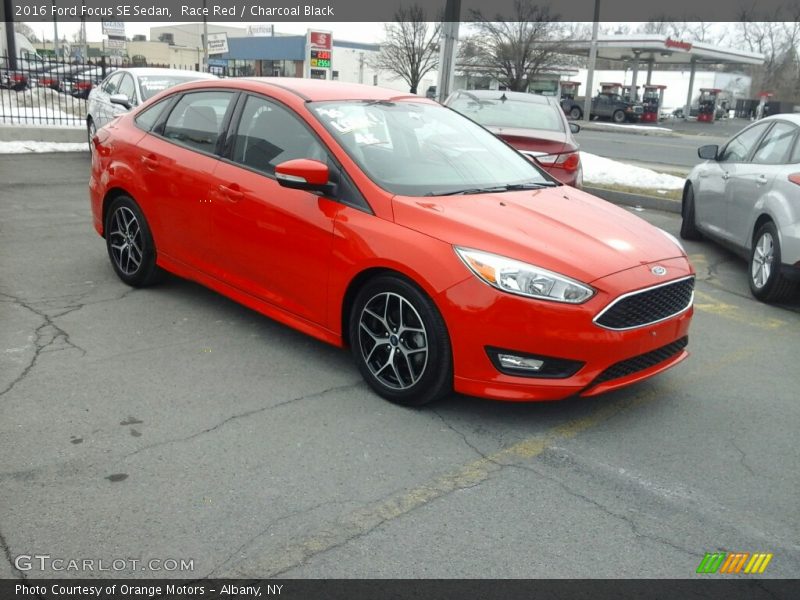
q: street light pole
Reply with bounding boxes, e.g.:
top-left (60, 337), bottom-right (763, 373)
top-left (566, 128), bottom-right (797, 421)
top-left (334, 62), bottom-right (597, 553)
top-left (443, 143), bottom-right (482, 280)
top-left (202, 0), bottom-right (208, 72)
top-left (583, 0), bottom-right (600, 123)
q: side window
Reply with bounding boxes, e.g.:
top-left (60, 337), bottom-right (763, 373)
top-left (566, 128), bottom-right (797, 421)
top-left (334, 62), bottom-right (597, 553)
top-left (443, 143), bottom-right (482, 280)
top-left (231, 95), bottom-right (327, 176)
top-left (162, 91), bottom-right (235, 154)
top-left (117, 74), bottom-right (136, 104)
top-left (752, 122), bottom-right (797, 165)
top-left (719, 123), bottom-right (770, 163)
top-left (135, 98), bottom-right (170, 132)
top-left (102, 73), bottom-right (122, 95)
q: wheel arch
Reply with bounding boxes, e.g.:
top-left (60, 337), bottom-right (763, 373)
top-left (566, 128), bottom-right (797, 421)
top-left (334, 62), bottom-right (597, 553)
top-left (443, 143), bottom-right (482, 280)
top-left (101, 187), bottom-right (135, 237)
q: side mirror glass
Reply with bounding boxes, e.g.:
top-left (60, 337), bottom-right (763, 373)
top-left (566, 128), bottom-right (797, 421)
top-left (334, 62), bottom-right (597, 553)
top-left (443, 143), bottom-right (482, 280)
top-left (569, 122), bottom-right (581, 134)
top-left (698, 144), bottom-right (719, 160)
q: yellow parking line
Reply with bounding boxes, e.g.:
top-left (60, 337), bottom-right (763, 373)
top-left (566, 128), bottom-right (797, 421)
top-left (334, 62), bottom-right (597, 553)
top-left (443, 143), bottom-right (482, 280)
top-left (693, 290), bottom-right (788, 330)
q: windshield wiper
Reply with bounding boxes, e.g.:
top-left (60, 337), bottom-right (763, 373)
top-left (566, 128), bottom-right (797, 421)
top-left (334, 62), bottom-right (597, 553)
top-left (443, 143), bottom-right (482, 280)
top-left (425, 182), bottom-right (557, 196)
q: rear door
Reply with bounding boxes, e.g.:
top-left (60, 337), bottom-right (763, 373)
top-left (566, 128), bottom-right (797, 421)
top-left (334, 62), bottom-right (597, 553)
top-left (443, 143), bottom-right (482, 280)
top-left (727, 121), bottom-right (798, 246)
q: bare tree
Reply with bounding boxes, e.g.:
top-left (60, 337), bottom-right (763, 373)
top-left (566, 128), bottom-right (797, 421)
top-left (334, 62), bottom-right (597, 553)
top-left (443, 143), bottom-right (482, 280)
top-left (468, 0), bottom-right (566, 92)
top-left (14, 22), bottom-right (40, 43)
top-left (371, 5), bottom-right (441, 94)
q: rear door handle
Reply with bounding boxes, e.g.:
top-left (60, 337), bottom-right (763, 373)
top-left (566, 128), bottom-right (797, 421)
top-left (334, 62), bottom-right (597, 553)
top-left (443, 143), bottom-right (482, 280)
top-left (721, 172), bottom-right (730, 181)
top-left (756, 174), bottom-right (768, 185)
top-left (140, 155), bottom-right (158, 170)
top-left (218, 184), bottom-right (243, 201)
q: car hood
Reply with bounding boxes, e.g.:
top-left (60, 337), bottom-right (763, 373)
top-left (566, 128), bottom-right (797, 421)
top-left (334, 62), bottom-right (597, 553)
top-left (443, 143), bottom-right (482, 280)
top-left (392, 187), bottom-right (685, 283)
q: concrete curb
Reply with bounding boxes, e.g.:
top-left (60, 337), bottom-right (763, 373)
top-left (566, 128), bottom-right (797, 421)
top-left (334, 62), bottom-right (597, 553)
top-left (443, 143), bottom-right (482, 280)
top-left (575, 121), bottom-right (679, 137)
top-left (0, 124), bottom-right (85, 143)
top-left (584, 186), bottom-right (681, 215)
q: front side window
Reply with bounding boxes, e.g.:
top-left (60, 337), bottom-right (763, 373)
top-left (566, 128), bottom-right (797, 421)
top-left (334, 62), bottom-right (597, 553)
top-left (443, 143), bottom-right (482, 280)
top-left (117, 74), bottom-right (136, 104)
top-left (102, 73), bottom-right (122, 95)
top-left (447, 93), bottom-right (564, 132)
top-left (719, 123), bottom-right (770, 163)
top-left (231, 95), bottom-right (326, 176)
top-left (751, 122), bottom-right (797, 165)
top-left (162, 91), bottom-right (235, 153)
top-left (311, 100), bottom-right (550, 196)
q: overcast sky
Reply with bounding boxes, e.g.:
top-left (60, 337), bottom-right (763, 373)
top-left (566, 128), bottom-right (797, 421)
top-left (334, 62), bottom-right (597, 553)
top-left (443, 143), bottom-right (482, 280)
top-left (25, 21), bottom-right (385, 45)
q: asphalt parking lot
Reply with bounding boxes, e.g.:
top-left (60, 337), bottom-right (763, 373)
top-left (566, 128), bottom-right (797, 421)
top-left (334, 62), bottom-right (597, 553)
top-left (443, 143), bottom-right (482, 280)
top-left (1, 153), bottom-right (799, 581)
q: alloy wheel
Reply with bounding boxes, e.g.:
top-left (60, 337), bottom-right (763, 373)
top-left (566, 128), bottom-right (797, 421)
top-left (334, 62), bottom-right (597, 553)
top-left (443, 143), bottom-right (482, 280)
top-left (751, 232), bottom-right (774, 289)
top-left (358, 292), bottom-right (429, 391)
top-left (108, 206), bottom-right (143, 276)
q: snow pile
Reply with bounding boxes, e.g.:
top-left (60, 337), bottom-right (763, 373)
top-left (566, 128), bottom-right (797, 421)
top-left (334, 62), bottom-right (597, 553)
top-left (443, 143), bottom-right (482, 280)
top-left (0, 140), bottom-right (88, 153)
top-left (580, 152), bottom-right (685, 190)
top-left (0, 87), bottom-right (86, 126)
top-left (592, 122), bottom-right (673, 132)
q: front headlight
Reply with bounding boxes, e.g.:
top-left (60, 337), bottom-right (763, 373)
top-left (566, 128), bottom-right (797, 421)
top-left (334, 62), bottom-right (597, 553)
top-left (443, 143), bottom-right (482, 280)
top-left (455, 247), bottom-right (595, 304)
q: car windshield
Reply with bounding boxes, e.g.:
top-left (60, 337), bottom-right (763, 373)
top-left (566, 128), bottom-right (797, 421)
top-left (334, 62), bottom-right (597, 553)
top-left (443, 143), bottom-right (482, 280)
top-left (310, 100), bottom-right (550, 196)
top-left (138, 75), bottom-right (205, 100)
top-left (448, 93), bottom-right (564, 132)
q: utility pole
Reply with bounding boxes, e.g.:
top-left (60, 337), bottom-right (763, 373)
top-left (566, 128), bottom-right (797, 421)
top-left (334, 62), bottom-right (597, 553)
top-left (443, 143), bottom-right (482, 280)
top-left (583, 0), bottom-right (600, 123)
top-left (436, 0), bottom-right (460, 101)
top-left (53, 0), bottom-right (59, 58)
top-left (202, 0), bottom-right (209, 72)
top-left (2, 0), bottom-right (18, 69)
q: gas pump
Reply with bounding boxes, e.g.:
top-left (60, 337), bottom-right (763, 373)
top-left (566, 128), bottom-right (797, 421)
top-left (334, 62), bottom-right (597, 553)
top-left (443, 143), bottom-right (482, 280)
top-left (560, 81), bottom-right (580, 101)
top-left (641, 85), bottom-right (666, 122)
top-left (600, 82), bottom-right (623, 95)
top-left (697, 88), bottom-right (721, 123)
top-left (622, 85), bottom-right (640, 103)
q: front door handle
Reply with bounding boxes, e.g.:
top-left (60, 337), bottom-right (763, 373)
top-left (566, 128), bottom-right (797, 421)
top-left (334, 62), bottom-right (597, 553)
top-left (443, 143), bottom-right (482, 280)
top-left (721, 172), bottom-right (730, 181)
top-left (756, 174), bottom-right (768, 185)
top-left (218, 184), bottom-right (243, 201)
top-left (140, 155), bottom-right (158, 170)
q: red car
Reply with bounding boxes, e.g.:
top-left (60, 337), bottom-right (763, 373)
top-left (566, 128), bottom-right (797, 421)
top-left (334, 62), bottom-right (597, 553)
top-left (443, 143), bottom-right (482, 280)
top-left (445, 89), bottom-right (583, 187)
top-left (90, 78), bottom-right (693, 406)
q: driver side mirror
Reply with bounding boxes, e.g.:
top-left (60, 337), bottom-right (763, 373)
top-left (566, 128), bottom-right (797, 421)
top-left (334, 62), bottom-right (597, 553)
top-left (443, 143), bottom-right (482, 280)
top-left (109, 93), bottom-right (131, 110)
top-left (698, 144), bottom-right (719, 160)
top-left (569, 122), bottom-right (581, 134)
top-left (275, 159), bottom-right (336, 195)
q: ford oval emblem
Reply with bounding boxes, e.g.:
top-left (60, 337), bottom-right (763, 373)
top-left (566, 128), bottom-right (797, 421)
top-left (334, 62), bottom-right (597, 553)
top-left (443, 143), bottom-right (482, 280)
top-left (651, 266), bottom-right (667, 276)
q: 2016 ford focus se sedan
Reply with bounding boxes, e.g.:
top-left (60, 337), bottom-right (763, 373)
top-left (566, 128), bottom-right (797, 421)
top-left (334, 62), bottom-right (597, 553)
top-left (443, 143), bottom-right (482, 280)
top-left (89, 78), bottom-right (694, 406)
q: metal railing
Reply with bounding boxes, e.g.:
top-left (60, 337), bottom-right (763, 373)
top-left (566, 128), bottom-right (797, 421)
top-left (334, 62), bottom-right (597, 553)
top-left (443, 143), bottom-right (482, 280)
top-left (0, 55), bottom-right (200, 127)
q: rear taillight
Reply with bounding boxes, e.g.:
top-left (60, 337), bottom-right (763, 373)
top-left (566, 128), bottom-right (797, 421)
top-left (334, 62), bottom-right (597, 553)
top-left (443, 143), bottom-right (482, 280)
top-left (536, 151), bottom-right (581, 173)
top-left (789, 173), bottom-right (800, 186)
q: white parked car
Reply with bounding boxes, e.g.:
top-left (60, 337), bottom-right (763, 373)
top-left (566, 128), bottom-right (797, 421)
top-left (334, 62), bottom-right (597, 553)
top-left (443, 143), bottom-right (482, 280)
top-left (681, 114), bottom-right (800, 302)
top-left (87, 68), bottom-right (217, 146)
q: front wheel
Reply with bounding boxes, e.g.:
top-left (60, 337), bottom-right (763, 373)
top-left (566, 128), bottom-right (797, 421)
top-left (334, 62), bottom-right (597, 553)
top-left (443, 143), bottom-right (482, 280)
top-left (749, 222), bottom-right (798, 303)
top-left (349, 275), bottom-right (452, 407)
top-left (612, 110), bottom-right (626, 124)
top-left (104, 195), bottom-right (164, 287)
top-left (679, 184), bottom-right (702, 240)
top-left (569, 106), bottom-right (582, 120)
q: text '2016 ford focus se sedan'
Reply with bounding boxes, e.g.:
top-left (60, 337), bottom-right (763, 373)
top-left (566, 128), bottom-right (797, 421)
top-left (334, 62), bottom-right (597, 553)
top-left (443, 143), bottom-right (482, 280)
top-left (89, 78), bottom-right (694, 406)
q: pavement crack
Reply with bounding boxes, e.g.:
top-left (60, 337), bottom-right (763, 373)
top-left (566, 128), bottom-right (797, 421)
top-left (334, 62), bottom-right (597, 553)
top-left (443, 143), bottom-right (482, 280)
top-left (0, 292), bottom-right (87, 399)
top-left (125, 381), bottom-right (363, 459)
top-left (431, 409), bottom-right (501, 467)
top-left (730, 439), bottom-right (757, 477)
top-left (509, 461), bottom-right (698, 559)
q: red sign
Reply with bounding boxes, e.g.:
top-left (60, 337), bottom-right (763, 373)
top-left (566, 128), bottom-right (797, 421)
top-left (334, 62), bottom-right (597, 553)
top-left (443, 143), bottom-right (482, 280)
top-left (310, 32), bottom-right (332, 49)
top-left (665, 38), bottom-right (692, 51)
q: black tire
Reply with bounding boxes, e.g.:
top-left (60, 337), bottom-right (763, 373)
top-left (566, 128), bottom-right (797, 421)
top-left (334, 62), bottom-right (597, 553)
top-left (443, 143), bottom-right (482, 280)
top-left (612, 110), bottom-right (626, 124)
top-left (569, 106), bottom-right (582, 120)
top-left (349, 275), bottom-right (452, 407)
top-left (104, 195), bottom-right (163, 287)
top-left (679, 184), bottom-right (702, 241)
top-left (749, 221), bottom-right (798, 303)
top-left (87, 118), bottom-right (96, 152)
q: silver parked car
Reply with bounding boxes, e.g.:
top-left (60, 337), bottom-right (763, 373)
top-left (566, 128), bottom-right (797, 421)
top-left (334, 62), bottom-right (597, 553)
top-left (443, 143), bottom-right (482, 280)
top-left (87, 68), bottom-right (217, 146)
top-left (681, 115), bottom-right (800, 302)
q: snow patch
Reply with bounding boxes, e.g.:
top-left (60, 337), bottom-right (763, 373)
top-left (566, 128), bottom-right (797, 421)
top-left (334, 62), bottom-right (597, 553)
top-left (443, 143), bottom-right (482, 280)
top-left (581, 152), bottom-right (685, 190)
top-left (0, 141), bottom-right (88, 153)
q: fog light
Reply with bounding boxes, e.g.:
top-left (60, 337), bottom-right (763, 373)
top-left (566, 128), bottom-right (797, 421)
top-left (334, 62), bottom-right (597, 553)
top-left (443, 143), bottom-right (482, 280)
top-left (498, 354), bottom-right (544, 371)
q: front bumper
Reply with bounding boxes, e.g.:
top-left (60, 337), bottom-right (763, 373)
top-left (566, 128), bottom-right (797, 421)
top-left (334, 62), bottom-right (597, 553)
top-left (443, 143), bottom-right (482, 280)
top-left (439, 257), bottom-right (693, 401)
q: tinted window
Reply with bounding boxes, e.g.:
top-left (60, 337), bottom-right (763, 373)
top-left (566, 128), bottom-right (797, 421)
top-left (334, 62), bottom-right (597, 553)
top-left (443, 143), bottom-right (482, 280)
top-left (162, 91), bottom-right (235, 153)
top-left (311, 100), bottom-right (550, 196)
top-left (135, 98), bottom-right (170, 132)
top-left (231, 95), bottom-right (327, 176)
top-left (102, 73), bottom-right (122, 94)
top-left (448, 94), bottom-right (564, 132)
top-left (719, 123), bottom-right (770, 163)
top-left (752, 122), bottom-right (797, 165)
top-left (117, 74), bottom-right (135, 103)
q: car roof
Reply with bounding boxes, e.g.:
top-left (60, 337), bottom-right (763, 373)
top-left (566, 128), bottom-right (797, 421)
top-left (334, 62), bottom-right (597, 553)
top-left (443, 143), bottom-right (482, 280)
top-left (111, 68), bottom-right (218, 79)
top-left (238, 77), bottom-right (424, 102)
top-left (760, 113), bottom-right (800, 126)
top-left (451, 89), bottom-right (554, 105)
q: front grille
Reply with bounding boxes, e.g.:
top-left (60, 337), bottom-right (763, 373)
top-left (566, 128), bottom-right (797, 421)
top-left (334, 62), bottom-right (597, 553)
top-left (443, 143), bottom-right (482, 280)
top-left (592, 337), bottom-right (688, 386)
top-left (595, 277), bottom-right (694, 330)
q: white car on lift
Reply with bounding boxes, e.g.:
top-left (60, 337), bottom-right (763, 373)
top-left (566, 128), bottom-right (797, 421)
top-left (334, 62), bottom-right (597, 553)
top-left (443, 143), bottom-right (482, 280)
top-left (86, 68), bottom-right (217, 146)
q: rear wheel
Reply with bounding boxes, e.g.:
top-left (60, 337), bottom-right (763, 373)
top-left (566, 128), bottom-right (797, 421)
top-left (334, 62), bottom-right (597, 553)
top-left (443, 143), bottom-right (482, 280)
top-left (104, 195), bottom-right (163, 287)
top-left (349, 275), bottom-right (452, 407)
top-left (679, 184), bottom-right (702, 241)
top-left (87, 118), bottom-right (96, 152)
top-left (569, 106), bottom-right (582, 120)
top-left (612, 110), bottom-right (626, 124)
top-left (749, 221), bottom-right (798, 303)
